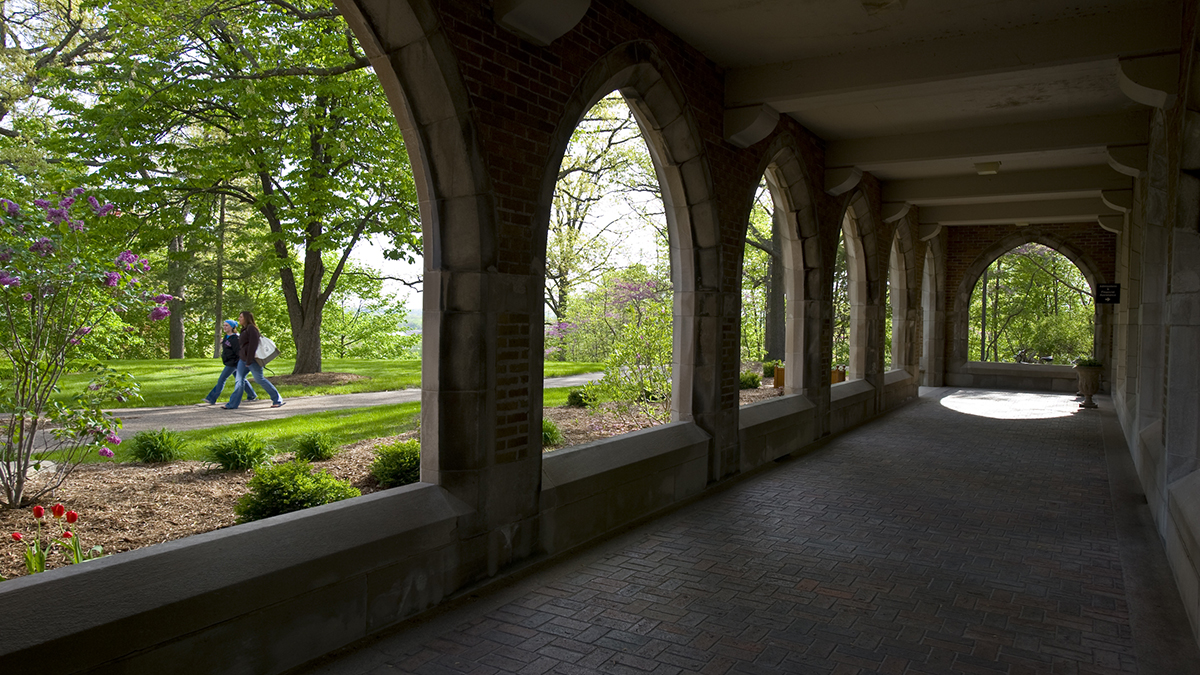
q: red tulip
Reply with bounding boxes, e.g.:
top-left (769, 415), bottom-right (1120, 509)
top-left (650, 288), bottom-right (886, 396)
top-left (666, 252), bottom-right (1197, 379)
top-left (51, 503), bottom-right (65, 519)
top-left (32, 505), bottom-right (44, 519)
top-left (62, 531), bottom-right (73, 539)
top-left (65, 510), bottom-right (78, 524)
top-left (10, 532), bottom-right (22, 541)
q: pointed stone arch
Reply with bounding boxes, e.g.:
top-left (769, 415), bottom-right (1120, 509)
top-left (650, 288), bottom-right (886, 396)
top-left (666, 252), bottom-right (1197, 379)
top-left (743, 134), bottom-right (822, 399)
top-left (921, 235), bottom-right (947, 386)
top-left (337, 0), bottom-right (499, 506)
top-left (886, 226), bottom-right (916, 372)
top-left (534, 40), bottom-right (728, 473)
top-left (950, 228), bottom-right (1105, 371)
top-left (832, 189), bottom-right (881, 381)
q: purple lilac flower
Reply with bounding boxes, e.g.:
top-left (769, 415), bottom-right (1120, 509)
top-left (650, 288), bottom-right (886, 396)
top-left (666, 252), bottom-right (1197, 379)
top-left (115, 250), bottom-right (138, 269)
top-left (149, 306), bottom-right (170, 321)
top-left (153, 294), bottom-right (174, 303)
top-left (97, 204), bottom-right (115, 217)
top-left (33, 199), bottom-right (50, 209)
top-left (87, 196), bottom-right (100, 211)
top-left (22, 292), bottom-right (31, 301)
top-left (29, 237), bottom-right (55, 256)
top-left (59, 196), bottom-right (75, 209)
top-left (75, 326), bottom-right (93, 336)
top-left (1, 199), bottom-right (18, 215)
top-left (0, 271), bottom-right (18, 287)
top-left (128, 277), bottom-right (139, 286)
top-left (45, 207), bottom-right (67, 223)
top-left (68, 337), bottom-right (80, 345)
top-left (98, 447), bottom-right (114, 458)
top-left (103, 271), bottom-right (120, 287)
top-left (70, 187), bottom-right (85, 197)
top-left (69, 220), bottom-right (85, 232)
top-left (140, 260), bottom-right (150, 271)
top-left (105, 433), bottom-right (121, 445)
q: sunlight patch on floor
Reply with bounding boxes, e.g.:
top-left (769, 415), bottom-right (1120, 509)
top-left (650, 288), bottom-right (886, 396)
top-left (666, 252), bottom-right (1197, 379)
top-left (939, 390), bottom-right (1079, 419)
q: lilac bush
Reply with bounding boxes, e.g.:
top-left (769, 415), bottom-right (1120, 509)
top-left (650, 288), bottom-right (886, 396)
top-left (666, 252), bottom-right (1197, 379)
top-left (0, 191), bottom-right (171, 508)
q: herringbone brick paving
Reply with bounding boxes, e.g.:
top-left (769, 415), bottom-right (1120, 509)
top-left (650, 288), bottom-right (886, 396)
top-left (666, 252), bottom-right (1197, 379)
top-left (312, 391), bottom-right (1156, 675)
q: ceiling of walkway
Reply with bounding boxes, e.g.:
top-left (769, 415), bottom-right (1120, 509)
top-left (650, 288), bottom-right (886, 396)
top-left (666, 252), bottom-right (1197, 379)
top-left (622, 0), bottom-right (1183, 232)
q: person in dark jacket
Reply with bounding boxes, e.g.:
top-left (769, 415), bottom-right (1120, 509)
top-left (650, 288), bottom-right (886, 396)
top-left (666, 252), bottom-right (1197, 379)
top-left (223, 311), bottom-right (283, 409)
top-left (201, 320), bottom-right (258, 405)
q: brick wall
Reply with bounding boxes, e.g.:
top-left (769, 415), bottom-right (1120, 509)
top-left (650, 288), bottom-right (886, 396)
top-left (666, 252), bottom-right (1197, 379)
top-left (434, 0), bottom-right (831, 455)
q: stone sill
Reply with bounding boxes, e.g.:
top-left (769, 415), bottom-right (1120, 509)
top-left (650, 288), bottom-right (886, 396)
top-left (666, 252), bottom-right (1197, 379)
top-left (884, 368), bottom-right (912, 386)
top-left (831, 378), bottom-right (875, 407)
top-left (737, 393), bottom-right (815, 430)
top-left (963, 361), bottom-right (1076, 378)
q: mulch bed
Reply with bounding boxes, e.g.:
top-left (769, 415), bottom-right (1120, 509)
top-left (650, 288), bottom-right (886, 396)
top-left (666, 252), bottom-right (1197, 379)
top-left (0, 383), bottom-right (783, 580)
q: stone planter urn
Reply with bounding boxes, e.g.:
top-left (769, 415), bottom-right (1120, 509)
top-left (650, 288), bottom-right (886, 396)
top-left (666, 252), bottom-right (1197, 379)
top-left (1075, 364), bottom-right (1102, 409)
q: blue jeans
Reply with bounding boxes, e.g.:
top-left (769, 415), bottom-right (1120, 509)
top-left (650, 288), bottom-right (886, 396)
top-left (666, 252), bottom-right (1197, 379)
top-left (226, 360), bottom-right (282, 408)
top-left (205, 364), bottom-right (256, 404)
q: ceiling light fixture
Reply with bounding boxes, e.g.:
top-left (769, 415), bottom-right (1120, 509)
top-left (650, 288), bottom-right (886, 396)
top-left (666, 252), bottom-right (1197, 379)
top-left (975, 161), bottom-right (1001, 176)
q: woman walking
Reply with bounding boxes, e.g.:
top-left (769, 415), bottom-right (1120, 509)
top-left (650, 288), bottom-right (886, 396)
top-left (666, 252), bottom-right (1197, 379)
top-left (222, 311), bottom-right (284, 409)
top-left (201, 319), bottom-right (258, 405)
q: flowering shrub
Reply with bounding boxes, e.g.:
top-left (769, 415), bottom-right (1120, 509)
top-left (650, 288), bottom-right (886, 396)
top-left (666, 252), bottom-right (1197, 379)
top-left (584, 269), bottom-right (673, 424)
top-left (0, 191), bottom-right (170, 508)
top-left (8, 502), bottom-right (103, 575)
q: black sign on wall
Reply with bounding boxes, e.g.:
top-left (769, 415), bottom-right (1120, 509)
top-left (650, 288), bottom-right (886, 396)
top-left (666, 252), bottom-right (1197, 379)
top-left (1096, 283), bottom-right (1121, 304)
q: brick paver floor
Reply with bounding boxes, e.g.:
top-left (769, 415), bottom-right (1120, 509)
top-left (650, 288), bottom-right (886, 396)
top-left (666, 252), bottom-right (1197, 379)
top-left (299, 389), bottom-right (1194, 675)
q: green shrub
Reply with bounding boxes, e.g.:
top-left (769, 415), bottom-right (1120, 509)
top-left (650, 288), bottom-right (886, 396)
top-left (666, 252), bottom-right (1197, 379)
top-left (207, 433), bottom-right (273, 471)
top-left (566, 388), bottom-right (591, 407)
top-left (739, 371), bottom-right (762, 389)
top-left (542, 418), bottom-right (563, 446)
top-left (371, 439), bottom-right (420, 488)
top-left (233, 460), bottom-right (360, 523)
top-left (762, 360), bottom-right (781, 378)
top-left (294, 431), bottom-right (337, 462)
top-left (130, 429), bottom-right (186, 463)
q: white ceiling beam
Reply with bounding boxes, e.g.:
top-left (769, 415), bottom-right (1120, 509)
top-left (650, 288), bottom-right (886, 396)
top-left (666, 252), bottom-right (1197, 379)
top-left (724, 104), bottom-right (779, 149)
top-left (1118, 54), bottom-right (1180, 109)
top-left (918, 198), bottom-right (1123, 226)
top-left (726, 5), bottom-right (1179, 109)
top-left (825, 167), bottom-right (863, 196)
top-left (1108, 145), bottom-right (1148, 177)
top-left (826, 111), bottom-right (1149, 169)
top-left (494, 0), bottom-right (590, 46)
top-left (882, 167), bottom-right (1132, 205)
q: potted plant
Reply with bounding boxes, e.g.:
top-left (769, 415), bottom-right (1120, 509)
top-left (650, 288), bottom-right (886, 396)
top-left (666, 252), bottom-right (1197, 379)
top-left (1074, 357), bottom-right (1103, 409)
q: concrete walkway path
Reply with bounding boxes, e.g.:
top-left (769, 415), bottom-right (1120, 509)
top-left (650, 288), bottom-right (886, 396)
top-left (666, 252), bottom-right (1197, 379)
top-left (294, 388), bottom-right (1200, 675)
top-left (111, 372), bottom-right (602, 435)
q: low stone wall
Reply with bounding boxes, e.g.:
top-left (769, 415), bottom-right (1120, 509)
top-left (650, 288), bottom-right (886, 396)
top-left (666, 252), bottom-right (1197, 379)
top-left (0, 484), bottom-right (470, 675)
top-left (883, 369), bottom-right (918, 410)
top-left (946, 362), bottom-right (1081, 393)
top-left (830, 378), bottom-right (876, 435)
top-left (737, 394), bottom-right (818, 473)
top-left (1167, 470), bottom-right (1200, 648)
top-left (539, 421), bottom-right (710, 555)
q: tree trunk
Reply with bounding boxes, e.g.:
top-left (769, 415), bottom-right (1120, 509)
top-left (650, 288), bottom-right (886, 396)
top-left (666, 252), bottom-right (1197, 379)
top-left (167, 234), bottom-right (186, 359)
top-left (980, 266), bottom-right (988, 361)
top-left (213, 193), bottom-right (225, 359)
top-left (763, 253), bottom-right (785, 362)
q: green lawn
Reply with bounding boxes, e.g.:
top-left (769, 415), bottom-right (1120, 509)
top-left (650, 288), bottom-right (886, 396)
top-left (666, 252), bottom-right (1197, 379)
top-left (106, 386), bottom-right (578, 463)
top-left (54, 359), bottom-right (601, 409)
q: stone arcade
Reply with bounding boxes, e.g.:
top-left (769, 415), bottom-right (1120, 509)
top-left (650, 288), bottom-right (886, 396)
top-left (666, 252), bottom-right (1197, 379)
top-left (4, 0), bottom-right (1200, 672)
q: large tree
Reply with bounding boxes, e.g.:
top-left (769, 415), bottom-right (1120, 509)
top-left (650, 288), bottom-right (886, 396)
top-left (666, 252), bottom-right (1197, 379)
top-left (55, 0), bottom-right (419, 373)
top-left (547, 93), bottom-right (656, 323)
